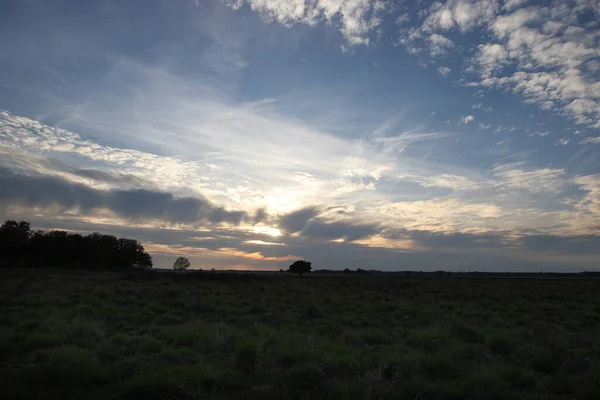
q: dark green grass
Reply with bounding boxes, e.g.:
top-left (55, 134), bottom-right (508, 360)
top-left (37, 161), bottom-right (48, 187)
top-left (1, 269), bottom-right (600, 399)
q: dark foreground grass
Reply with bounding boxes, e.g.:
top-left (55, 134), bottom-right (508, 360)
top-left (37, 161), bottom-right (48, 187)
top-left (1, 269), bottom-right (600, 400)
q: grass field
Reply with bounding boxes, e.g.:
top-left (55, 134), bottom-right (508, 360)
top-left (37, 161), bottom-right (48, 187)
top-left (1, 269), bottom-right (600, 400)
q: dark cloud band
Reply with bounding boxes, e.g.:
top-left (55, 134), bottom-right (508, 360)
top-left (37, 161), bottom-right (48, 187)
top-left (0, 168), bottom-right (246, 225)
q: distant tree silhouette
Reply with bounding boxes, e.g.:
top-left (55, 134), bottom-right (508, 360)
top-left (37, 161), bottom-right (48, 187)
top-left (279, 269), bottom-right (285, 274)
top-left (344, 268), bottom-right (351, 274)
top-left (173, 257), bottom-right (191, 271)
top-left (288, 260), bottom-right (312, 277)
top-left (0, 220), bottom-right (152, 270)
top-left (0, 220), bottom-right (31, 262)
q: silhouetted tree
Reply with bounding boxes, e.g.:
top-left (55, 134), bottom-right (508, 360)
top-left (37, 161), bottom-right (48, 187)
top-left (344, 268), bottom-right (351, 274)
top-left (279, 269), bottom-right (285, 274)
top-left (118, 238), bottom-right (153, 270)
top-left (0, 220), bottom-right (31, 263)
top-left (288, 260), bottom-right (312, 277)
top-left (173, 257), bottom-right (191, 271)
top-left (0, 220), bottom-right (152, 270)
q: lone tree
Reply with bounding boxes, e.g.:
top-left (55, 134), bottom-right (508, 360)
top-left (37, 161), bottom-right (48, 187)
top-left (288, 260), bottom-right (312, 277)
top-left (173, 257), bottom-right (191, 272)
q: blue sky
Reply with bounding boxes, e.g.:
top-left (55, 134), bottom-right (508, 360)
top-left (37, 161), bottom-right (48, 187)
top-left (0, 0), bottom-right (599, 271)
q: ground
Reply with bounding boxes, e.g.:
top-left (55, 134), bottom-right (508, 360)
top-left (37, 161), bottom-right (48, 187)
top-left (1, 269), bottom-right (600, 400)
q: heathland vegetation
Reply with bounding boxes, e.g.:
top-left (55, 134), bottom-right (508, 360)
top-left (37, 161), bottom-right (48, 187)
top-left (1, 220), bottom-right (600, 399)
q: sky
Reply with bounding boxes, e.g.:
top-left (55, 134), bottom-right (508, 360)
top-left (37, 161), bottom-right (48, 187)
top-left (0, 0), bottom-right (599, 271)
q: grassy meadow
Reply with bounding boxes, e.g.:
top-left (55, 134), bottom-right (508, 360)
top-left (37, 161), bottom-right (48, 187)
top-left (1, 269), bottom-right (600, 399)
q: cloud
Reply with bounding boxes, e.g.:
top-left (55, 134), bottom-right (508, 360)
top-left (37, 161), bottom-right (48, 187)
top-left (71, 169), bottom-right (150, 187)
top-left (300, 219), bottom-right (379, 241)
top-left (420, 174), bottom-right (480, 191)
top-left (520, 234), bottom-right (600, 255)
top-left (492, 163), bottom-right (566, 193)
top-left (573, 174), bottom-right (600, 215)
top-left (437, 66), bottom-right (451, 77)
top-left (503, 0), bottom-right (529, 12)
top-left (2, 0), bottom-right (600, 272)
top-left (224, 0), bottom-right (391, 45)
top-left (387, 229), bottom-right (512, 250)
top-left (579, 137), bottom-right (600, 144)
top-left (253, 208), bottom-right (268, 225)
top-left (461, 115), bottom-right (475, 123)
top-left (372, 198), bottom-right (505, 232)
top-left (470, 4), bottom-right (600, 127)
top-left (491, 6), bottom-right (547, 38)
top-left (0, 110), bottom-right (212, 196)
top-left (422, 0), bottom-right (500, 32)
top-left (400, 229), bottom-right (600, 256)
top-left (427, 33), bottom-right (455, 56)
top-left (556, 138), bottom-right (570, 146)
top-left (475, 43), bottom-right (509, 77)
top-left (394, 1), bottom-right (600, 128)
top-left (278, 206), bottom-right (321, 233)
top-left (472, 103), bottom-right (493, 111)
top-left (0, 167), bottom-right (248, 226)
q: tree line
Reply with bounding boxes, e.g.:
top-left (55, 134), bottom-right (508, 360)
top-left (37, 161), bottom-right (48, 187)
top-left (0, 220), bottom-right (153, 270)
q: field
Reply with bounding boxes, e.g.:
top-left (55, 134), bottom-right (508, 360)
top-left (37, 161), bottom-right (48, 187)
top-left (1, 269), bottom-right (600, 400)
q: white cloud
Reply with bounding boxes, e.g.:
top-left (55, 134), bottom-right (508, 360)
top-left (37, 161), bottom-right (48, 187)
top-left (503, 0), bottom-right (530, 12)
top-left (566, 99), bottom-right (600, 125)
top-left (461, 115), bottom-right (475, 123)
top-left (437, 66), bottom-right (451, 77)
top-left (573, 174), bottom-right (600, 215)
top-left (491, 6), bottom-right (547, 38)
top-left (478, 123), bottom-right (492, 130)
top-left (396, 1), bottom-right (600, 128)
top-left (373, 198), bottom-right (505, 232)
top-left (420, 174), bottom-right (480, 190)
top-left (492, 163), bottom-right (566, 193)
top-left (225, 0), bottom-right (392, 45)
top-left (558, 174), bottom-right (600, 233)
top-left (579, 136), bottom-right (600, 144)
top-left (427, 33), bottom-right (455, 56)
top-left (475, 43), bottom-right (509, 77)
top-left (422, 0), bottom-right (501, 33)
top-left (471, 103), bottom-right (493, 111)
top-left (473, 4), bottom-right (599, 127)
top-left (555, 138), bottom-right (570, 146)
top-left (395, 13), bottom-right (409, 25)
